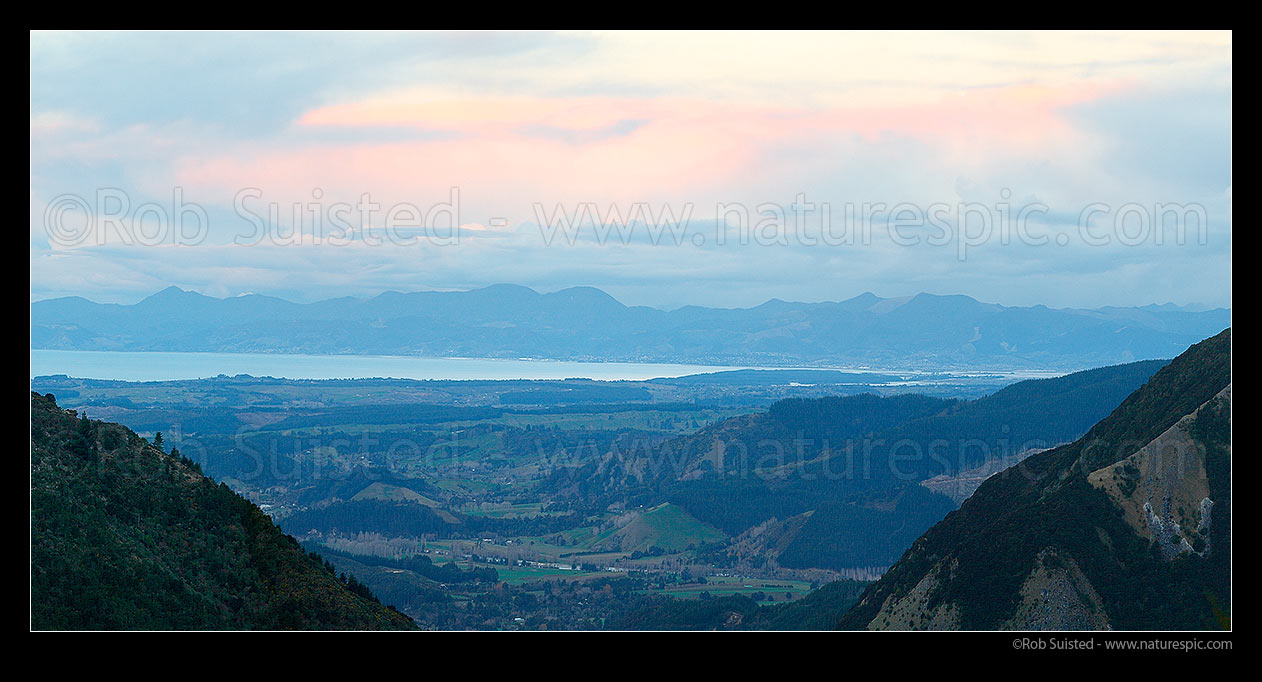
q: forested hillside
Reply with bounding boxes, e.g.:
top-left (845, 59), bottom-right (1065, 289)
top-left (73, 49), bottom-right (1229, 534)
top-left (30, 392), bottom-right (415, 630)
top-left (839, 329), bottom-right (1231, 630)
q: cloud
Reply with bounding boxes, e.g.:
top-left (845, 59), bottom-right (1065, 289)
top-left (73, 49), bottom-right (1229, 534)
top-left (30, 30), bottom-right (1232, 310)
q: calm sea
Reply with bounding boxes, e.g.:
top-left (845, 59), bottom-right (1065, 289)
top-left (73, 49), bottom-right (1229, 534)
top-left (29, 349), bottom-right (761, 382)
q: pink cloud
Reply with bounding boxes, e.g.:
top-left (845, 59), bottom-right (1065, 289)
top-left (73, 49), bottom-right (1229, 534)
top-left (171, 83), bottom-right (1121, 218)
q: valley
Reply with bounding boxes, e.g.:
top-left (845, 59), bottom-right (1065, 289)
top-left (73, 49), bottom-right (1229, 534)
top-left (28, 28), bottom-right (1233, 639)
top-left (34, 359), bottom-right (1168, 629)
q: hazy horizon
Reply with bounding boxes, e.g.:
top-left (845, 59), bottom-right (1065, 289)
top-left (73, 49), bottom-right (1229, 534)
top-left (29, 281), bottom-right (1229, 313)
top-left (28, 30), bottom-right (1234, 636)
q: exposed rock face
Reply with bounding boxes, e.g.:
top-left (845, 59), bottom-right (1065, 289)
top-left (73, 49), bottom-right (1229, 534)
top-left (1002, 549), bottom-right (1109, 630)
top-left (838, 330), bottom-right (1231, 631)
top-left (1088, 386), bottom-right (1230, 560)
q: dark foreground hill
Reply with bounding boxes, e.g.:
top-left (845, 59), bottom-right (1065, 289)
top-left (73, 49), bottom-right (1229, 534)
top-left (30, 392), bottom-right (415, 630)
top-left (839, 329), bottom-right (1231, 630)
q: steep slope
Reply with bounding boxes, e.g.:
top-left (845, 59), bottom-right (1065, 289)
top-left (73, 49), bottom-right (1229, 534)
top-left (1087, 389), bottom-right (1227, 559)
top-left (30, 392), bottom-right (415, 630)
top-left (839, 329), bottom-right (1231, 630)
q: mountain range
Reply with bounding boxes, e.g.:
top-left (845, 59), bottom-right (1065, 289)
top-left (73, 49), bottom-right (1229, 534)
top-left (31, 285), bottom-right (1230, 370)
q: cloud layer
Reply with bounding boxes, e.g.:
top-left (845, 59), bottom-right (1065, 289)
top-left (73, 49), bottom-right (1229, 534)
top-left (30, 30), bottom-right (1231, 309)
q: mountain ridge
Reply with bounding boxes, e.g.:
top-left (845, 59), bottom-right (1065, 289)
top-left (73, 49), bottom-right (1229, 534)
top-left (837, 328), bottom-right (1231, 630)
top-left (31, 285), bottom-right (1230, 371)
top-left (30, 392), bottom-right (416, 630)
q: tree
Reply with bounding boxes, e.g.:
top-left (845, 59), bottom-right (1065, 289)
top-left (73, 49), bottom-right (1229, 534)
top-left (70, 414), bottom-right (96, 461)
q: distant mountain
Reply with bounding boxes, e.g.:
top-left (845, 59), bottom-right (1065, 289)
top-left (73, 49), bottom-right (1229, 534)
top-left (838, 329), bottom-right (1231, 630)
top-left (30, 392), bottom-right (415, 630)
top-left (31, 285), bottom-right (1230, 370)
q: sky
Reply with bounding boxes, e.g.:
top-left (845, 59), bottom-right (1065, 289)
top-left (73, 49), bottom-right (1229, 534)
top-left (30, 30), bottom-right (1231, 310)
